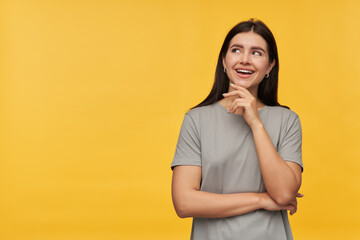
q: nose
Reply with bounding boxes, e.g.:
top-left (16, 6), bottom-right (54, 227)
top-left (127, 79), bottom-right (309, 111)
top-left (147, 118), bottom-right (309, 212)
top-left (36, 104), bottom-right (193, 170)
top-left (239, 52), bottom-right (250, 64)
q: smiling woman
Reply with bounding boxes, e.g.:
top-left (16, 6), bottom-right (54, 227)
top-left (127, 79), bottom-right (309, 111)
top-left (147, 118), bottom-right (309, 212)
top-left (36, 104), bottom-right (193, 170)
top-left (222, 32), bottom-right (275, 99)
top-left (171, 19), bottom-right (303, 240)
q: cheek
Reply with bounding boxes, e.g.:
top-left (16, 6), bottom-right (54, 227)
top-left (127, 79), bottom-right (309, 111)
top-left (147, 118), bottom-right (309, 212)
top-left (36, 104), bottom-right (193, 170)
top-left (258, 60), bottom-right (271, 71)
top-left (225, 56), bottom-right (236, 66)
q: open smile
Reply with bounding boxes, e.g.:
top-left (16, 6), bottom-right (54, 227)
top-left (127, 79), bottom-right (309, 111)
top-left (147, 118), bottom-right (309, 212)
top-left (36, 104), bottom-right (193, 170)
top-left (235, 68), bottom-right (255, 78)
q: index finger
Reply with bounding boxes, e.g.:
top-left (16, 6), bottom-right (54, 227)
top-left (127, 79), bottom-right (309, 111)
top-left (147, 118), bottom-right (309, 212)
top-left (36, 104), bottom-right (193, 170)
top-left (230, 83), bottom-right (253, 97)
top-left (230, 83), bottom-right (247, 90)
top-left (296, 193), bottom-right (304, 198)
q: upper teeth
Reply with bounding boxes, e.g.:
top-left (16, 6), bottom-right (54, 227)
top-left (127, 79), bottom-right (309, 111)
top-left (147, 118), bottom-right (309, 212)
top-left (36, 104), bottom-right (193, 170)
top-left (237, 69), bottom-right (253, 73)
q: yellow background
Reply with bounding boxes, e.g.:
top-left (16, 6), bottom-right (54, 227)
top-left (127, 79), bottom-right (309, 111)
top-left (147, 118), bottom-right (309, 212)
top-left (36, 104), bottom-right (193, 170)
top-left (1, 0), bottom-right (359, 239)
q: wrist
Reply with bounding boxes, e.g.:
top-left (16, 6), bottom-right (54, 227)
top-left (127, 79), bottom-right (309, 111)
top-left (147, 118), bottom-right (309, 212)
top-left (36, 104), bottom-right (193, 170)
top-left (250, 120), bottom-right (264, 131)
top-left (257, 193), bottom-right (266, 209)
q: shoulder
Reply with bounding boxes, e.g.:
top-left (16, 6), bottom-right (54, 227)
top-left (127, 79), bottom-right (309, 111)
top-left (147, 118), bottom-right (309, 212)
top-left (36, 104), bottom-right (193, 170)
top-left (262, 106), bottom-right (301, 132)
top-left (185, 103), bottom-right (217, 121)
top-left (264, 106), bottom-right (300, 121)
top-left (180, 103), bottom-right (219, 134)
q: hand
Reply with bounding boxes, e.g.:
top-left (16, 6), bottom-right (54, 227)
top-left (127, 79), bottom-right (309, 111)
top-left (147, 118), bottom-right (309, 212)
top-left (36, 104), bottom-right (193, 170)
top-left (222, 83), bottom-right (262, 129)
top-left (289, 192), bottom-right (304, 215)
top-left (259, 192), bottom-right (304, 215)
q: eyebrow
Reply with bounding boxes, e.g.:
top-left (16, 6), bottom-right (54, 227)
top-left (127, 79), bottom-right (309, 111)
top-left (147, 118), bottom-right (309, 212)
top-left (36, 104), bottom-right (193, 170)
top-left (230, 44), bottom-right (266, 52)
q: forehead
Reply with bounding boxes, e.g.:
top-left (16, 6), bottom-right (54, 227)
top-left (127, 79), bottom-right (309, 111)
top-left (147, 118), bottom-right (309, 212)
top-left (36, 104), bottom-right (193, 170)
top-left (229, 31), bottom-right (268, 50)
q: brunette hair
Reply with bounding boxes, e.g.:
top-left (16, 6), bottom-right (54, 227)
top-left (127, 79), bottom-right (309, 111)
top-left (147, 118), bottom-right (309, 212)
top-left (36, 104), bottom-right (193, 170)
top-left (193, 19), bottom-right (287, 109)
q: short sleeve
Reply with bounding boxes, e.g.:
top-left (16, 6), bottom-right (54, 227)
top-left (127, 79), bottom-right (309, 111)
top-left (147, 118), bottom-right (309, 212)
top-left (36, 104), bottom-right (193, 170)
top-left (278, 115), bottom-right (303, 171)
top-left (171, 113), bottom-right (202, 170)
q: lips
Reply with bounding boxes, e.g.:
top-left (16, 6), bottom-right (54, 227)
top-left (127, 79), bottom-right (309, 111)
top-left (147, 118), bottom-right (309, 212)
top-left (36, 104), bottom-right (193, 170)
top-left (235, 68), bottom-right (254, 78)
top-left (235, 69), bottom-right (254, 74)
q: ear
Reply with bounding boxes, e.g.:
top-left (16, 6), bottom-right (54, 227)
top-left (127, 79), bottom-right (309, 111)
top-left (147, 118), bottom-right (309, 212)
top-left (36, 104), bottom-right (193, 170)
top-left (222, 57), bottom-right (227, 70)
top-left (267, 59), bottom-right (276, 74)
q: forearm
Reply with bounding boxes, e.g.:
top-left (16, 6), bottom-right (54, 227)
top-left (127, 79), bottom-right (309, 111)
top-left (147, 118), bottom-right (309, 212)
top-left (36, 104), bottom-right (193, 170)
top-left (173, 190), bottom-right (263, 219)
top-left (251, 123), bottom-right (300, 204)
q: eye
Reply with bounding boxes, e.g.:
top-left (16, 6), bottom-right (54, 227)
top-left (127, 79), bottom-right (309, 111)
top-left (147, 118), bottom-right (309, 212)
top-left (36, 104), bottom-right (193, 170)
top-left (231, 48), bottom-right (240, 53)
top-left (252, 51), bottom-right (262, 56)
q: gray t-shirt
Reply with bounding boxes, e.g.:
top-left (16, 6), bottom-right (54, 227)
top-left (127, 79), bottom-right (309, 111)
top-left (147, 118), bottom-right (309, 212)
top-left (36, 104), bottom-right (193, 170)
top-left (171, 101), bottom-right (303, 240)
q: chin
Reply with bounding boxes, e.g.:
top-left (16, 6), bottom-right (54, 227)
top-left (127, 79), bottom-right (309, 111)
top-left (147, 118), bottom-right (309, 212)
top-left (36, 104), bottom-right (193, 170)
top-left (232, 81), bottom-right (251, 89)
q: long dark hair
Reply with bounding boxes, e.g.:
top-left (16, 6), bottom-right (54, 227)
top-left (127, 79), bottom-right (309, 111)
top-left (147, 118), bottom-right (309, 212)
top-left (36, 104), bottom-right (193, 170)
top-left (193, 19), bottom-right (287, 109)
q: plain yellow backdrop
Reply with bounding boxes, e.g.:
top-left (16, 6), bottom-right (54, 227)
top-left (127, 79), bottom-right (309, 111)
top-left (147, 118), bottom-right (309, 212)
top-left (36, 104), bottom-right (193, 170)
top-left (1, 0), bottom-right (360, 239)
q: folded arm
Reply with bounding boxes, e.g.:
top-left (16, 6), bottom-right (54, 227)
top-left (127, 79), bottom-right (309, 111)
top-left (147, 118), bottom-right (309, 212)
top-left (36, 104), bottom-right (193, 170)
top-left (252, 123), bottom-right (302, 205)
top-left (224, 84), bottom-right (303, 206)
top-left (171, 165), bottom-right (296, 218)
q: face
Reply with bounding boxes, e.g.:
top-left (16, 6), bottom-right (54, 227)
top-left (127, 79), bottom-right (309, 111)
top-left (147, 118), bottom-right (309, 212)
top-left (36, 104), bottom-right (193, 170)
top-left (222, 31), bottom-right (275, 95)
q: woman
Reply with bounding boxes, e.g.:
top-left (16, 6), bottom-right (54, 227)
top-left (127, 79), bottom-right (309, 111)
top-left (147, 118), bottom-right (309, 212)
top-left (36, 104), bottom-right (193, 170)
top-left (171, 19), bottom-right (303, 240)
